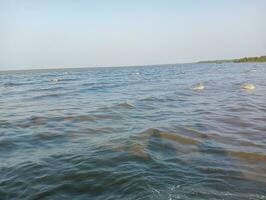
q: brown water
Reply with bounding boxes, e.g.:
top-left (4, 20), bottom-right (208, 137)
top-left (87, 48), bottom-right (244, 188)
top-left (0, 63), bottom-right (266, 199)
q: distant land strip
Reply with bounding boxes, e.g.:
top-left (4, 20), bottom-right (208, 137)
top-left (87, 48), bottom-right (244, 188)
top-left (198, 55), bottom-right (266, 64)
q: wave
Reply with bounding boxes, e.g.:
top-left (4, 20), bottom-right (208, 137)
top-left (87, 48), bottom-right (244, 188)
top-left (140, 96), bottom-right (175, 104)
top-left (228, 150), bottom-right (266, 162)
top-left (0, 138), bottom-right (16, 151)
top-left (27, 86), bottom-right (65, 92)
top-left (11, 113), bottom-right (123, 129)
top-left (50, 78), bottom-right (78, 83)
top-left (81, 82), bottom-right (95, 87)
top-left (116, 102), bottom-right (135, 109)
top-left (140, 96), bottom-right (163, 102)
top-left (2, 82), bottom-right (31, 87)
top-left (135, 128), bottom-right (199, 145)
top-left (32, 92), bottom-right (65, 100)
top-left (35, 132), bottom-right (63, 141)
top-left (64, 114), bottom-right (122, 121)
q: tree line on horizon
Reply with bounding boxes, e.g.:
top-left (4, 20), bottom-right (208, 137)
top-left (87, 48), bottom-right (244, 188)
top-left (198, 55), bottom-right (266, 63)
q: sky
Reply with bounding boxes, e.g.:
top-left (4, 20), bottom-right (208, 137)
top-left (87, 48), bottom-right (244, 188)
top-left (0, 0), bottom-right (266, 70)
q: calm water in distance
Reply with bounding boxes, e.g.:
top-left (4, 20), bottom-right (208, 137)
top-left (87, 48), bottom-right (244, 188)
top-left (0, 63), bottom-right (266, 199)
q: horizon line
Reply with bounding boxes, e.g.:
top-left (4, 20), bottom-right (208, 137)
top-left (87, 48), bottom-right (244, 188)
top-left (1, 54), bottom-right (265, 72)
top-left (0, 61), bottom-right (194, 72)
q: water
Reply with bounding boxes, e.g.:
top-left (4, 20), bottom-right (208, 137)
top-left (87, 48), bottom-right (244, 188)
top-left (0, 63), bottom-right (266, 200)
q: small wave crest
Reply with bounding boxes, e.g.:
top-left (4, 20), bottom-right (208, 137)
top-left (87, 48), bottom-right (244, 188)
top-left (135, 128), bottom-right (199, 145)
top-left (116, 102), bottom-right (135, 109)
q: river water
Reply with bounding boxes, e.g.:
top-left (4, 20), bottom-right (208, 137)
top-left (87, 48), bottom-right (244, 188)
top-left (0, 63), bottom-right (266, 199)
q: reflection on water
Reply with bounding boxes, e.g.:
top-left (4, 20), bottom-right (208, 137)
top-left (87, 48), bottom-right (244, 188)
top-left (0, 63), bottom-right (266, 199)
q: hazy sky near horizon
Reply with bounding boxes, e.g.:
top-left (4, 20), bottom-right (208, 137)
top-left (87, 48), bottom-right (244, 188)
top-left (0, 0), bottom-right (266, 70)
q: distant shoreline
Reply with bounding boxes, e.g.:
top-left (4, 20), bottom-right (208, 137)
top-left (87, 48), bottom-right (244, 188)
top-left (1, 55), bottom-right (266, 72)
top-left (197, 55), bottom-right (266, 64)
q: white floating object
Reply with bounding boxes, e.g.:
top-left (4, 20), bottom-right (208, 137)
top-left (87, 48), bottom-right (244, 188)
top-left (191, 83), bottom-right (204, 90)
top-left (241, 83), bottom-right (255, 90)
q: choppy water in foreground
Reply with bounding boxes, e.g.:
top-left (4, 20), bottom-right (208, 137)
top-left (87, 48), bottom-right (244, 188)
top-left (0, 63), bottom-right (266, 200)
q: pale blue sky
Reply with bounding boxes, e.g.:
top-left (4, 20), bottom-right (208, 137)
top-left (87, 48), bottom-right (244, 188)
top-left (0, 0), bottom-right (266, 70)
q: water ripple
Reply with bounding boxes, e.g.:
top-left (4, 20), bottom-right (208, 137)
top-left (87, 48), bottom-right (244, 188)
top-left (1, 63), bottom-right (266, 199)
